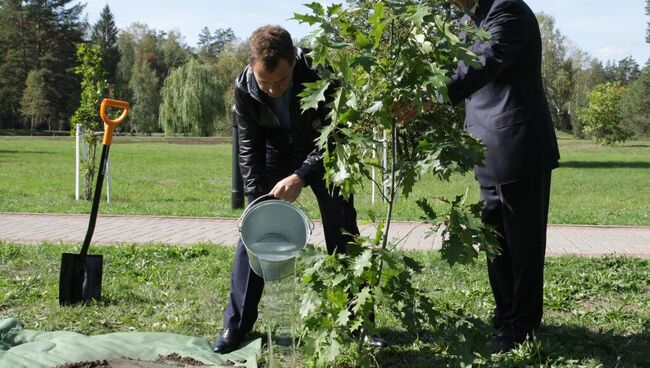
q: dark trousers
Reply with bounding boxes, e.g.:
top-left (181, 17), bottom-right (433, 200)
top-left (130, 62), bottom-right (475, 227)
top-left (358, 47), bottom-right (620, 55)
top-left (223, 174), bottom-right (359, 332)
top-left (480, 171), bottom-right (552, 338)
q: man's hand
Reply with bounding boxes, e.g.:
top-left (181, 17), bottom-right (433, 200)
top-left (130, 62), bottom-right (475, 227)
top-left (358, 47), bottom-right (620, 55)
top-left (269, 174), bottom-right (305, 202)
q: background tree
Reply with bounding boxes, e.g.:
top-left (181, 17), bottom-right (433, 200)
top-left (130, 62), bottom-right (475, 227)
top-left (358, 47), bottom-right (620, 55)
top-left (197, 26), bottom-right (213, 60)
top-left (91, 5), bottom-right (120, 88)
top-left (620, 64), bottom-right (650, 138)
top-left (115, 23), bottom-right (194, 134)
top-left (114, 31), bottom-right (136, 130)
top-left (197, 26), bottom-right (236, 61)
top-left (577, 82), bottom-right (631, 145)
top-left (212, 28), bottom-right (236, 56)
top-left (212, 42), bottom-right (248, 134)
top-left (158, 30), bottom-right (191, 72)
top-left (70, 43), bottom-right (108, 200)
top-left (0, 0), bottom-right (26, 128)
top-left (0, 0), bottom-right (84, 130)
top-left (129, 59), bottom-right (160, 134)
top-left (568, 49), bottom-right (607, 137)
top-left (160, 58), bottom-right (223, 136)
top-left (20, 69), bottom-right (53, 134)
top-left (538, 14), bottom-right (574, 129)
top-left (604, 56), bottom-right (641, 85)
top-left (646, 0), bottom-right (649, 44)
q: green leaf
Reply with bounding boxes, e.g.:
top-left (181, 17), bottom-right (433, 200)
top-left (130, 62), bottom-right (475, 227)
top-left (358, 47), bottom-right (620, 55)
top-left (365, 100), bottom-right (383, 114)
top-left (374, 222), bottom-right (384, 246)
top-left (349, 316), bottom-right (363, 333)
top-left (416, 198), bottom-right (437, 220)
top-left (403, 255), bottom-right (423, 272)
top-left (355, 32), bottom-right (371, 49)
top-left (324, 332), bottom-right (342, 363)
top-left (352, 250), bottom-right (372, 277)
top-left (300, 291), bottom-right (322, 318)
top-left (352, 286), bottom-right (372, 313)
top-left (326, 40), bottom-right (352, 49)
top-left (304, 2), bottom-right (324, 15)
top-left (406, 4), bottom-right (431, 26)
top-left (292, 12), bottom-right (321, 25)
top-left (336, 309), bottom-right (350, 326)
top-left (326, 3), bottom-right (343, 17)
top-left (331, 273), bottom-right (347, 286)
top-left (325, 289), bottom-right (349, 308)
top-left (351, 54), bottom-right (376, 73)
top-left (331, 52), bottom-right (351, 81)
top-left (369, 2), bottom-right (387, 47)
top-left (399, 165), bottom-right (418, 199)
top-left (298, 80), bottom-right (331, 111)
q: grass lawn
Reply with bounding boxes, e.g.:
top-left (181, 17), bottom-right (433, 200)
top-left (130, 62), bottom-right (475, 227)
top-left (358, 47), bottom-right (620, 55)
top-left (0, 133), bottom-right (648, 225)
top-left (1, 242), bottom-right (648, 367)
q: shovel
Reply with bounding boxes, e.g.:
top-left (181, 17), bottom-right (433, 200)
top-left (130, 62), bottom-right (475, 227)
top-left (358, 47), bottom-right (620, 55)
top-left (59, 98), bottom-right (129, 306)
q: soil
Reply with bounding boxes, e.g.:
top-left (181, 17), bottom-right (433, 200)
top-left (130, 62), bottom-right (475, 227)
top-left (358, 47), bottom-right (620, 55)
top-left (54, 353), bottom-right (220, 368)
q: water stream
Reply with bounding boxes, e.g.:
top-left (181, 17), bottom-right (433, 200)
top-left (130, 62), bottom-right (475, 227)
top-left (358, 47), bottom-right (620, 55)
top-left (255, 239), bottom-right (300, 368)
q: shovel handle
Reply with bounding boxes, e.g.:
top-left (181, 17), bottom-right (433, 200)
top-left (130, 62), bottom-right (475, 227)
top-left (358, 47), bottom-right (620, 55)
top-left (100, 99), bottom-right (130, 145)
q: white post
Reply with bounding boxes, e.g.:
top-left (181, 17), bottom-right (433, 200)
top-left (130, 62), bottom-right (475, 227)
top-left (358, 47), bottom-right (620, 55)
top-left (106, 157), bottom-right (111, 204)
top-left (382, 129), bottom-right (388, 203)
top-left (75, 124), bottom-right (81, 200)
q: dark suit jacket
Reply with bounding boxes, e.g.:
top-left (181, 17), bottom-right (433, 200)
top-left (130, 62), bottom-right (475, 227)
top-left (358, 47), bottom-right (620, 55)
top-left (447, 0), bottom-right (560, 186)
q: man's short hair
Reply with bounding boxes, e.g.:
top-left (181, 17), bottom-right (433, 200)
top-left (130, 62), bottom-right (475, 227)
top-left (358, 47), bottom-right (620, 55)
top-left (248, 25), bottom-right (295, 72)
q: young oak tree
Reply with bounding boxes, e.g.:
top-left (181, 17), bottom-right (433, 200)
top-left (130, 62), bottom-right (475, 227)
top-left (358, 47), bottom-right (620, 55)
top-left (70, 44), bottom-right (108, 200)
top-left (293, 1), bottom-right (499, 366)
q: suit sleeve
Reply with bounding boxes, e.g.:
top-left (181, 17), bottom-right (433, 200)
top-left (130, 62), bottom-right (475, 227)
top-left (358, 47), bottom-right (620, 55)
top-left (447, 1), bottom-right (528, 105)
top-left (235, 87), bottom-right (266, 198)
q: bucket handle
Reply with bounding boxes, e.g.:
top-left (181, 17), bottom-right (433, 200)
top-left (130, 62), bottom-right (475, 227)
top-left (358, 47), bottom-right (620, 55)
top-left (236, 194), bottom-right (277, 231)
top-left (236, 194), bottom-right (315, 234)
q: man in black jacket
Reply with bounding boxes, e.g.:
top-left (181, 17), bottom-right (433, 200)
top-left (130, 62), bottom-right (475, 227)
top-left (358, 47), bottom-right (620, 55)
top-left (213, 25), bottom-right (386, 354)
top-left (446, 0), bottom-right (560, 353)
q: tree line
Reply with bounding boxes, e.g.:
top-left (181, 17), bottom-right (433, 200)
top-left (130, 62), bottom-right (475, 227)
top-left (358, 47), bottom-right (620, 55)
top-left (1, 1), bottom-right (649, 142)
top-left (0, 1), bottom-right (247, 136)
top-left (539, 11), bottom-right (650, 143)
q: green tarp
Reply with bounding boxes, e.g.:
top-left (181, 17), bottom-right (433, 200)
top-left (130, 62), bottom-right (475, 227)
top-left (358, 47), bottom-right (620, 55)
top-left (0, 318), bottom-right (260, 367)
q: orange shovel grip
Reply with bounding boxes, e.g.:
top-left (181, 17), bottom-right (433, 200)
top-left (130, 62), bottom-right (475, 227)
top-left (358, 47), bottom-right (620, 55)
top-left (100, 98), bottom-right (130, 145)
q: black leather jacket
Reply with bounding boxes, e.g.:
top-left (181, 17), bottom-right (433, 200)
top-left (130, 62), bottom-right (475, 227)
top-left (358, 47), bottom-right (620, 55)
top-left (234, 47), bottom-right (327, 198)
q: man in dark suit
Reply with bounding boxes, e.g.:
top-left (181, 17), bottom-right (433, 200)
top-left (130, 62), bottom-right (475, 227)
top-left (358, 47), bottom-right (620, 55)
top-left (213, 25), bottom-right (387, 354)
top-left (446, 0), bottom-right (560, 353)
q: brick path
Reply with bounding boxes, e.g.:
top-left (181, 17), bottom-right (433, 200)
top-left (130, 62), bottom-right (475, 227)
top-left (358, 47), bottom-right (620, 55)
top-left (1, 213), bottom-right (649, 257)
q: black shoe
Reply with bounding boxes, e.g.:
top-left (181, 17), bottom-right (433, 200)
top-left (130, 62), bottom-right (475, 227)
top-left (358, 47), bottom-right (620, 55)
top-left (213, 328), bottom-right (246, 354)
top-left (364, 334), bottom-right (389, 349)
top-left (490, 335), bottom-right (517, 354)
top-left (490, 331), bottom-right (531, 354)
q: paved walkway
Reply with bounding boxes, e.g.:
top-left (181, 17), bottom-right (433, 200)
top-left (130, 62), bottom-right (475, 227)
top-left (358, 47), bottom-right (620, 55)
top-left (1, 212), bottom-right (649, 257)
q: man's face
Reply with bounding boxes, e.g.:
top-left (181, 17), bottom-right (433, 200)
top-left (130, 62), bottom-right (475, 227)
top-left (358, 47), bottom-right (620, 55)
top-left (252, 58), bottom-right (295, 98)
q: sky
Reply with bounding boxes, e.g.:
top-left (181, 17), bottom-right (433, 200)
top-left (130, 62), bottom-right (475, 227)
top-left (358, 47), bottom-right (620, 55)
top-left (83, 0), bottom-right (650, 65)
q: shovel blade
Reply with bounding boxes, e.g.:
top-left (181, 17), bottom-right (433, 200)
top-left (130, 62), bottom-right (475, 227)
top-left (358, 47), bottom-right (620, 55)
top-left (59, 253), bottom-right (103, 306)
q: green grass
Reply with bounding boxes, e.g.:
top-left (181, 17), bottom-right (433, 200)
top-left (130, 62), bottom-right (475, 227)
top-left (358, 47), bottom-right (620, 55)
top-left (1, 133), bottom-right (649, 225)
top-left (1, 242), bottom-right (648, 367)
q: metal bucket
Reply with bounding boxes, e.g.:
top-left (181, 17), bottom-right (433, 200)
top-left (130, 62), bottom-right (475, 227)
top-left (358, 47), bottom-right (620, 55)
top-left (238, 194), bottom-right (313, 281)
